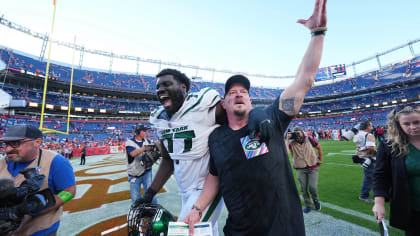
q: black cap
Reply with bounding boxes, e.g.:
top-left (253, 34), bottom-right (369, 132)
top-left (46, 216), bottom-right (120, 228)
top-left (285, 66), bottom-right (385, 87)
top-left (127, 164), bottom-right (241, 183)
top-left (135, 125), bottom-right (150, 134)
top-left (225, 75), bottom-right (250, 95)
top-left (0, 124), bottom-right (43, 141)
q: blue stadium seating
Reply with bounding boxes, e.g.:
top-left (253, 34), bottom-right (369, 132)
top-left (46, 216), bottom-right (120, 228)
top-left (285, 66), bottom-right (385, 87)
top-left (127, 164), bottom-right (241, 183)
top-left (3, 47), bottom-right (417, 100)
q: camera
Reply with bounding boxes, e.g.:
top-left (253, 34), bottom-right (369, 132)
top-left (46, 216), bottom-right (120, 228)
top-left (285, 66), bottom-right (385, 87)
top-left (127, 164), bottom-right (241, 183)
top-left (289, 131), bottom-right (301, 140)
top-left (140, 147), bottom-right (161, 169)
top-left (0, 168), bottom-right (56, 234)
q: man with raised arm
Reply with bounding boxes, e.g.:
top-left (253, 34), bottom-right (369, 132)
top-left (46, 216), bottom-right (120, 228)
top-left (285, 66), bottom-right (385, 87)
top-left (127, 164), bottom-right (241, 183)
top-left (182, 0), bottom-right (327, 235)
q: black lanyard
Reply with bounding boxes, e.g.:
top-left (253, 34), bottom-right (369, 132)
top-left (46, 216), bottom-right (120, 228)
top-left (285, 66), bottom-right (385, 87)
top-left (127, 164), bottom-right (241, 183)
top-left (37, 149), bottom-right (42, 166)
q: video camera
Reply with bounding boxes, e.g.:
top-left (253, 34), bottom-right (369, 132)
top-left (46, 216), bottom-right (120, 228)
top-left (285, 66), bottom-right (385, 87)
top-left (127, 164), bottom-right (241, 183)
top-left (139, 144), bottom-right (161, 170)
top-left (140, 149), bottom-right (160, 169)
top-left (0, 168), bottom-right (56, 234)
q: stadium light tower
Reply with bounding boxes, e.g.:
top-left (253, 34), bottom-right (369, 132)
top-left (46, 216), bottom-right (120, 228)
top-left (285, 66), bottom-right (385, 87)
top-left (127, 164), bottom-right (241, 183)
top-left (109, 52), bottom-right (114, 74)
top-left (39, 34), bottom-right (48, 62)
top-left (408, 41), bottom-right (415, 56)
top-left (79, 46), bottom-right (85, 69)
top-left (376, 54), bottom-right (382, 71)
top-left (351, 62), bottom-right (357, 77)
top-left (136, 57), bottom-right (140, 75)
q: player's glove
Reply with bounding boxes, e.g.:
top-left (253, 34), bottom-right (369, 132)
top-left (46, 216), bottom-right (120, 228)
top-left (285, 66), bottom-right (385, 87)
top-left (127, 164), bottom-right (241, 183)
top-left (361, 158), bottom-right (371, 169)
top-left (248, 107), bottom-right (274, 143)
top-left (133, 188), bottom-right (157, 207)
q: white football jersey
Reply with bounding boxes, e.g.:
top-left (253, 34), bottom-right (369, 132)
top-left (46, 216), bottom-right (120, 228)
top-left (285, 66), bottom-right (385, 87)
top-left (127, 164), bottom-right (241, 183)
top-left (150, 87), bottom-right (221, 193)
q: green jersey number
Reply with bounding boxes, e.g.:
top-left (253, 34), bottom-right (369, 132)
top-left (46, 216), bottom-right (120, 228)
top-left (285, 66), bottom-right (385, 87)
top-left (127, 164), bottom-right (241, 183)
top-left (161, 130), bottom-right (196, 153)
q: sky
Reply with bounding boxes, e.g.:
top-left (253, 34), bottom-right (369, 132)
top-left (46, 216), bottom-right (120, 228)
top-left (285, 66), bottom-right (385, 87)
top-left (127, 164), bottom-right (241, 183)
top-left (0, 0), bottom-right (419, 88)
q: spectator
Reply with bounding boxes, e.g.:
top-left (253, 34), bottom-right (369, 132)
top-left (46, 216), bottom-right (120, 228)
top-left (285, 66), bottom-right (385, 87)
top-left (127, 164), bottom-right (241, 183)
top-left (373, 104), bottom-right (420, 235)
top-left (375, 125), bottom-right (385, 143)
top-left (80, 145), bottom-right (86, 165)
top-left (68, 146), bottom-right (73, 160)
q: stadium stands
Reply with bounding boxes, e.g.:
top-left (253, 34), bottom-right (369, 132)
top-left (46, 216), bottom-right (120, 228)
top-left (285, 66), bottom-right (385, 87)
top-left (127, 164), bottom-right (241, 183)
top-left (0, 114), bottom-right (156, 144)
top-left (4, 47), bottom-right (417, 100)
top-left (1, 46), bottom-right (419, 145)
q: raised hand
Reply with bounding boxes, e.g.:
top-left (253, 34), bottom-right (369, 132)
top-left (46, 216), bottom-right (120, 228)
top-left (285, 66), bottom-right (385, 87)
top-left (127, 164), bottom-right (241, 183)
top-left (297, 0), bottom-right (327, 30)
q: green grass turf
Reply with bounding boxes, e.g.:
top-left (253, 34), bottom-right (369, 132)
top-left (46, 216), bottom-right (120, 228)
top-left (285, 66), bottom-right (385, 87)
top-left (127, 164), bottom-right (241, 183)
top-left (289, 140), bottom-right (404, 235)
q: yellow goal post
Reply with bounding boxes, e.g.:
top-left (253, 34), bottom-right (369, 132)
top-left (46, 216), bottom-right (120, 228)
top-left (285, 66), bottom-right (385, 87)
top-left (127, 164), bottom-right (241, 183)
top-left (39, 0), bottom-right (75, 135)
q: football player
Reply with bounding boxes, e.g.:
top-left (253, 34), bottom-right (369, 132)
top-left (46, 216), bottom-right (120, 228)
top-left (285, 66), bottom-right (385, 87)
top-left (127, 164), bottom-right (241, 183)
top-left (135, 68), bottom-right (226, 235)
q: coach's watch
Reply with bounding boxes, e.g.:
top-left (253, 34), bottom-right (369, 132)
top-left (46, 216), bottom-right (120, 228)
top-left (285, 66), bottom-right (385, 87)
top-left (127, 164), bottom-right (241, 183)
top-left (192, 204), bottom-right (202, 218)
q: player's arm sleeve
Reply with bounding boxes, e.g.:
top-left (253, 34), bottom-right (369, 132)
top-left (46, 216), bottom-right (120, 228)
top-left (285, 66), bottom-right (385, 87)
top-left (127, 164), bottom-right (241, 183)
top-left (201, 88), bottom-right (221, 108)
top-left (201, 88), bottom-right (222, 124)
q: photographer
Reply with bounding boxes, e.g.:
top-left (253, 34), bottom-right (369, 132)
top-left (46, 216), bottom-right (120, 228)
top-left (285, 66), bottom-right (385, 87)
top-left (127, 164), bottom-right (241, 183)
top-left (353, 120), bottom-right (376, 203)
top-left (287, 126), bottom-right (323, 214)
top-left (0, 124), bottom-right (76, 235)
top-left (125, 125), bottom-right (157, 204)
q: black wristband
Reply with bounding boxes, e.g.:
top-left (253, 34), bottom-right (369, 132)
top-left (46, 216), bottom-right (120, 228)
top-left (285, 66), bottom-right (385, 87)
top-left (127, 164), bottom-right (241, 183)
top-left (311, 31), bottom-right (326, 37)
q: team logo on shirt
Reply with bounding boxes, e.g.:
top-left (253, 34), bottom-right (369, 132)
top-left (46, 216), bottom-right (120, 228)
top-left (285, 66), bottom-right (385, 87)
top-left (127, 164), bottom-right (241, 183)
top-left (245, 139), bottom-right (261, 150)
top-left (241, 135), bottom-right (269, 160)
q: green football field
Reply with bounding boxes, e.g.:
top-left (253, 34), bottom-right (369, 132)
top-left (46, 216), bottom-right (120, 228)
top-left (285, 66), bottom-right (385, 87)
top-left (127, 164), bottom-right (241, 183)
top-left (304, 140), bottom-right (404, 236)
top-left (59, 140), bottom-right (407, 235)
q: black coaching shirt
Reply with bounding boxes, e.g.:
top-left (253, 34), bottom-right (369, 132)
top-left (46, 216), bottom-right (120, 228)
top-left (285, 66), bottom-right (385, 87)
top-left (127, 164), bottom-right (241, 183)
top-left (209, 98), bottom-right (305, 236)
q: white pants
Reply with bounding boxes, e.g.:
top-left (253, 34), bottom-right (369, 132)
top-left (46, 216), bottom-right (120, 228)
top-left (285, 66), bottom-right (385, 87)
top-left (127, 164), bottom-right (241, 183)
top-left (178, 190), bottom-right (224, 236)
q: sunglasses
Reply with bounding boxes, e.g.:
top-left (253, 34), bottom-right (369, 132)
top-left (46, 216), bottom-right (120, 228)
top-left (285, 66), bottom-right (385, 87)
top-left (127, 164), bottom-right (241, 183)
top-left (395, 103), bottom-right (419, 113)
top-left (1, 139), bottom-right (34, 148)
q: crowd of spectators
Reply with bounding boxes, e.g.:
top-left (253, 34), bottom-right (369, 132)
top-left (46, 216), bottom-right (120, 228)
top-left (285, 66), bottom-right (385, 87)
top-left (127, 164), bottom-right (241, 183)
top-left (0, 106), bottom-right (392, 150)
top-left (301, 84), bottom-right (420, 112)
top-left (289, 108), bottom-right (391, 136)
top-left (2, 83), bottom-right (157, 112)
top-left (306, 58), bottom-right (419, 98)
top-left (1, 47), bottom-right (419, 155)
top-left (3, 80), bottom-right (417, 114)
top-left (2, 47), bottom-right (418, 101)
top-left (0, 114), bottom-right (157, 150)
